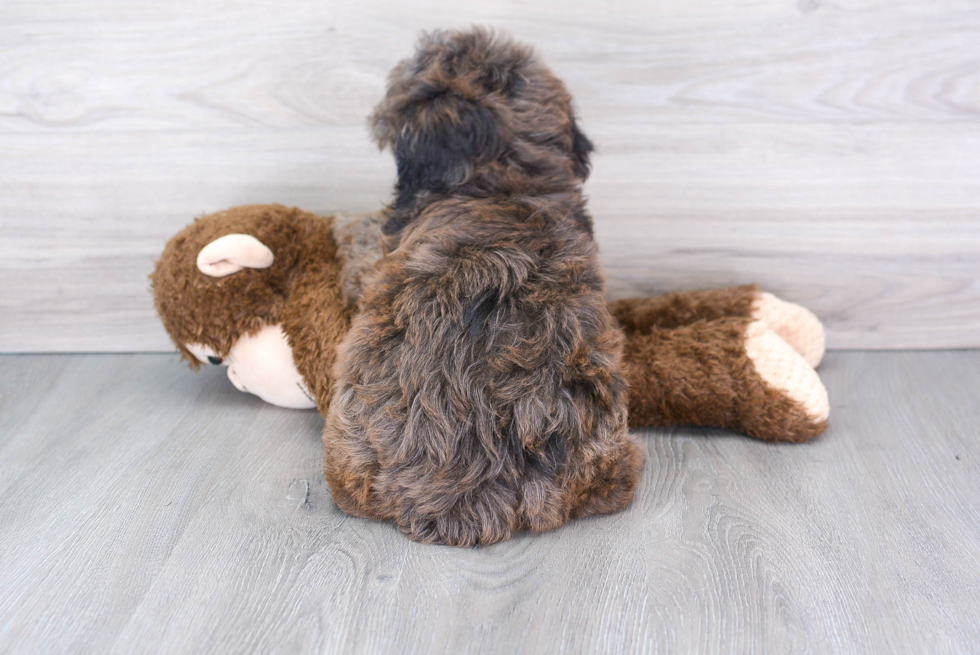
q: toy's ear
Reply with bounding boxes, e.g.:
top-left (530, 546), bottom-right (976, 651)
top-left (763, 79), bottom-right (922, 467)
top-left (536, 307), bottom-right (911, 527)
top-left (196, 234), bottom-right (274, 277)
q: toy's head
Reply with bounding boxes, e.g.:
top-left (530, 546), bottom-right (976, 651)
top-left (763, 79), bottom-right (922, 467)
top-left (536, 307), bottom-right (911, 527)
top-left (150, 204), bottom-right (332, 409)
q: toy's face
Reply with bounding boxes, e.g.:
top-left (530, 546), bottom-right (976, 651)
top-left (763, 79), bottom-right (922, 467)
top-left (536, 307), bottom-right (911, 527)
top-left (172, 230), bottom-right (316, 410)
top-left (186, 324), bottom-right (316, 410)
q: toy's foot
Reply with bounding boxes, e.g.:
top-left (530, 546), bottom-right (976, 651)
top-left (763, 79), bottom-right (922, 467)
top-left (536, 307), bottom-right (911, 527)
top-left (751, 291), bottom-right (825, 368)
top-left (738, 321), bottom-right (829, 442)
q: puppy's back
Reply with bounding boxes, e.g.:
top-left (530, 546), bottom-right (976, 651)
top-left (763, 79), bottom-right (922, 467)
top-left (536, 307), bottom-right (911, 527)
top-left (324, 196), bottom-right (642, 546)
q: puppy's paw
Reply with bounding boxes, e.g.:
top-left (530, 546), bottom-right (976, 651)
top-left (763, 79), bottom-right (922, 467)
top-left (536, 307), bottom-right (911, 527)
top-left (739, 321), bottom-right (829, 442)
top-left (751, 291), bottom-right (825, 368)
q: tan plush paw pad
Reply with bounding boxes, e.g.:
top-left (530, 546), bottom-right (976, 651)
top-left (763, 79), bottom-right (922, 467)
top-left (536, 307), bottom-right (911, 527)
top-left (751, 292), bottom-right (826, 368)
top-left (744, 321), bottom-right (830, 423)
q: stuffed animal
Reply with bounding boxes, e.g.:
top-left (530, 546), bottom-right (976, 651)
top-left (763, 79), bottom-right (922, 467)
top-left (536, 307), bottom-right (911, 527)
top-left (152, 203), bottom-right (828, 438)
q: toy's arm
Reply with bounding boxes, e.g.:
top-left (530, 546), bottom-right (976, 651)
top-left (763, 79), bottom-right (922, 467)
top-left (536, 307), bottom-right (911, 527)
top-left (609, 285), bottom-right (758, 333)
top-left (621, 317), bottom-right (828, 442)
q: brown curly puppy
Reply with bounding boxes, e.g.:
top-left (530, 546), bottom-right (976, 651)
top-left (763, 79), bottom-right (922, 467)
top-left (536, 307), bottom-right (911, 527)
top-left (322, 28), bottom-right (644, 547)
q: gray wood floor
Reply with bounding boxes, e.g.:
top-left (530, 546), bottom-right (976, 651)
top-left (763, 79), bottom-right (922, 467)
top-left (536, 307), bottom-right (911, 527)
top-left (1, 351), bottom-right (978, 654)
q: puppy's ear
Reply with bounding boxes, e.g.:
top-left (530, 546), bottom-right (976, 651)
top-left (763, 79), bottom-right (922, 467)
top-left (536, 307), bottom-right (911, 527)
top-left (393, 99), bottom-right (506, 206)
top-left (569, 116), bottom-right (594, 181)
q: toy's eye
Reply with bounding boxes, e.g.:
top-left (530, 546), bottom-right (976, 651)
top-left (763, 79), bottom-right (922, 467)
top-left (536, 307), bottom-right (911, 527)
top-left (207, 356), bottom-right (223, 365)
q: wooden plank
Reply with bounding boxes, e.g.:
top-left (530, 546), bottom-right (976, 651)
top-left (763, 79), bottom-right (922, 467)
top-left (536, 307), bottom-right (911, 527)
top-left (0, 352), bottom-right (978, 654)
top-left (2, 125), bottom-right (979, 351)
top-left (1, 0), bottom-right (978, 128)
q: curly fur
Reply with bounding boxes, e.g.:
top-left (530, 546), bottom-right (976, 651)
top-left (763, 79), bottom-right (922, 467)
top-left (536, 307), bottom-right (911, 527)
top-left (322, 28), bottom-right (644, 547)
top-left (332, 210), bottom-right (389, 308)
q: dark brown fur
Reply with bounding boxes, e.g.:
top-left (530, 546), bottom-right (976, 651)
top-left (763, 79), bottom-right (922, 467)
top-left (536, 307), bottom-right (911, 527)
top-left (322, 28), bottom-right (644, 546)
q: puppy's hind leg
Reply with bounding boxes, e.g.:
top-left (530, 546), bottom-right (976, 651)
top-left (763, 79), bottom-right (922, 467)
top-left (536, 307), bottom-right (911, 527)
top-left (321, 387), bottom-right (386, 522)
top-left (400, 483), bottom-right (521, 548)
top-left (567, 439), bottom-right (645, 521)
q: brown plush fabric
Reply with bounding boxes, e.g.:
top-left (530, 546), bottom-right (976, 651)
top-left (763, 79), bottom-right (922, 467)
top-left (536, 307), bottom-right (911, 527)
top-left (150, 204), bottom-right (351, 409)
top-left (322, 28), bottom-right (643, 547)
top-left (610, 285), bottom-right (758, 333)
top-left (621, 317), bottom-right (826, 442)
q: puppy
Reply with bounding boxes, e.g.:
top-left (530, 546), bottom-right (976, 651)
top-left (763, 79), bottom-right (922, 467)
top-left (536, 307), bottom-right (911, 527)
top-left (322, 28), bottom-right (644, 546)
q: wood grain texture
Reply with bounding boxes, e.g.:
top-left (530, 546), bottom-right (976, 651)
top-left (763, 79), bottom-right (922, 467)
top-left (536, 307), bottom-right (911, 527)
top-left (1, 352), bottom-right (978, 654)
top-left (1, 0), bottom-right (980, 351)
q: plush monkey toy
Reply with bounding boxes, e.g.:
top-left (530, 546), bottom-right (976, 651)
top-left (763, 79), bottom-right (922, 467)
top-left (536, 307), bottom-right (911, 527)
top-left (151, 204), bottom-right (829, 443)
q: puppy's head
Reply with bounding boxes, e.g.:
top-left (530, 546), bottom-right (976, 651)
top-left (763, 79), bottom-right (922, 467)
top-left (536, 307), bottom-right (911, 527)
top-left (370, 27), bottom-right (593, 211)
